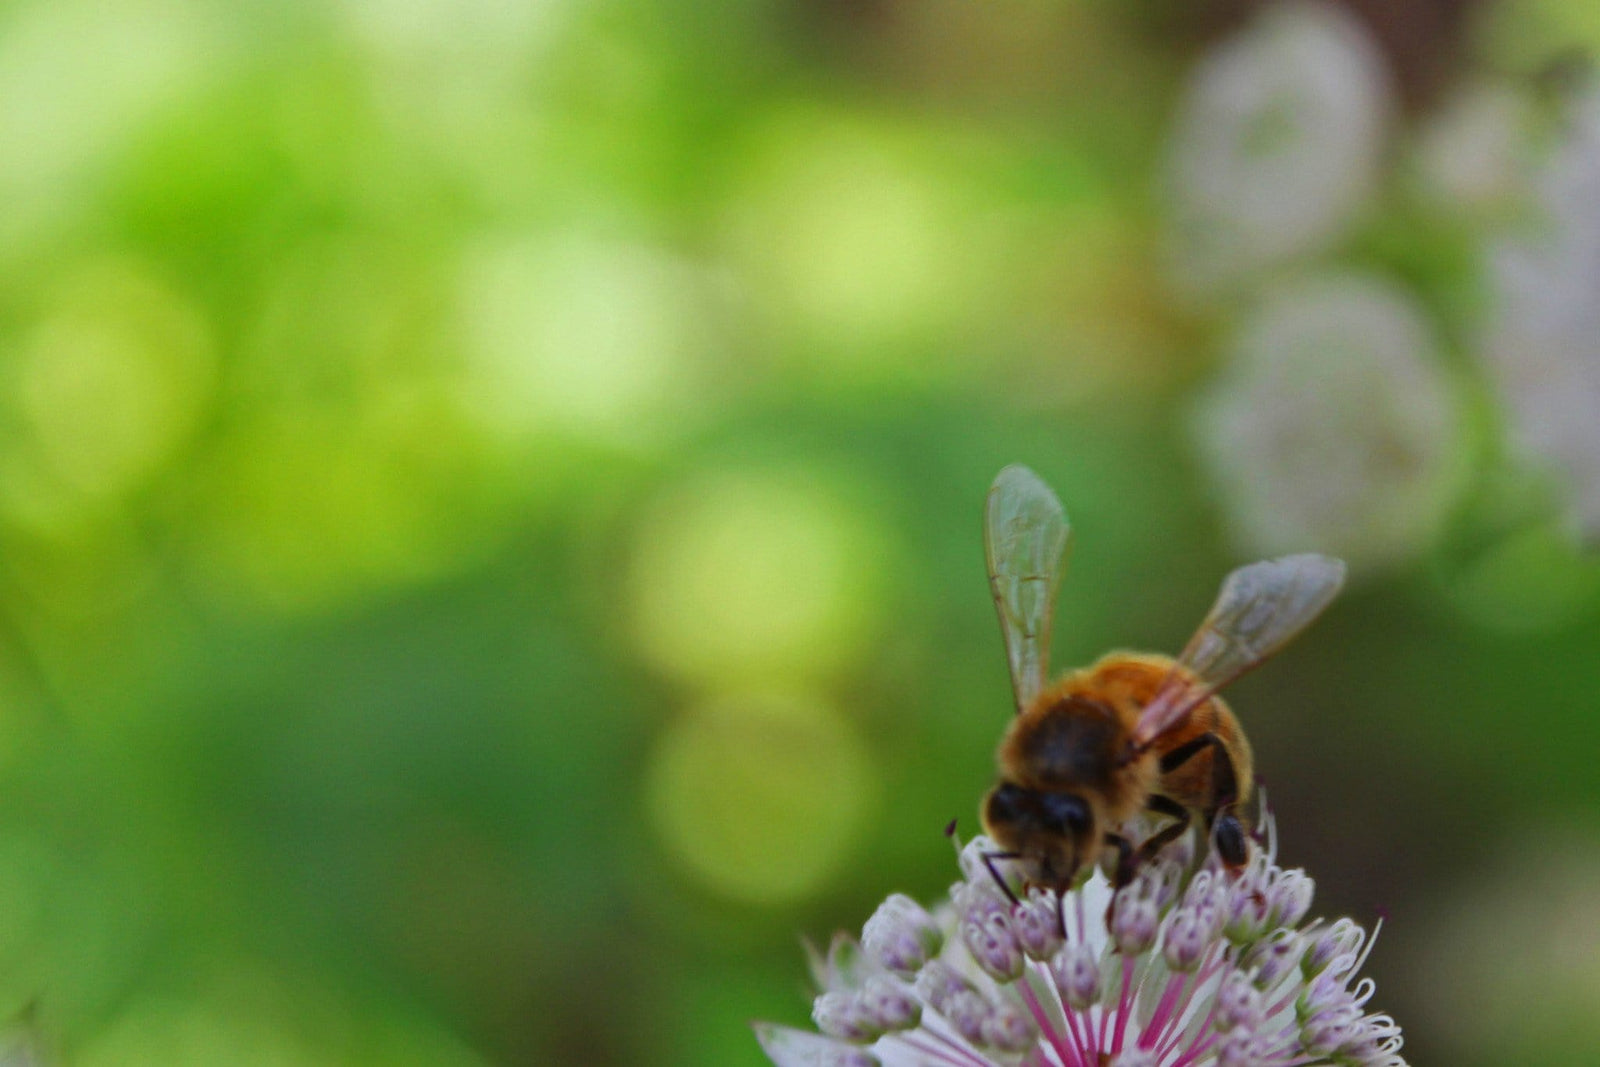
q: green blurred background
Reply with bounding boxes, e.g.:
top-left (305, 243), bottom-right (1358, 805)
top-left (1, 0), bottom-right (1599, 1063)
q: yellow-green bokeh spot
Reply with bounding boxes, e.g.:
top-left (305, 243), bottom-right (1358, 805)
top-left (646, 692), bottom-right (876, 906)
top-left (0, 258), bottom-right (214, 532)
top-left (629, 465), bottom-right (890, 686)
top-left (455, 230), bottom-right (710, 450)
top-left (720, 108), bottom-right (1000, 371)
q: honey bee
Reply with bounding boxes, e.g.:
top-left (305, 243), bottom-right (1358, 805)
top-left (978, 465), bottom-right (1345, 910)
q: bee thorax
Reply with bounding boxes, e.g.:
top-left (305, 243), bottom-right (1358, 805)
top-left (1003, 696), bottom-right (1120, 788)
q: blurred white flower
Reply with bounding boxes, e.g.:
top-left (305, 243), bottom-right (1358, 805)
top-left (1166, 1), bottom-right (1391, 296)
top-left (1193, 273), bottom-right (1467, 570)
top-left (1481, 84), bottom-right (1600, 541)
top-left (755, 821), bottom-right (1405, 1067)
top-left (1414, 80), bottom-right (1535, 214)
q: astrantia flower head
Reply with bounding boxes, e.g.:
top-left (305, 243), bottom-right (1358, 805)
top-left (755, 818), bottom-right (1405, 1067)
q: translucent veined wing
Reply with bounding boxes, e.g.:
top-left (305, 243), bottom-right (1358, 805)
top-left (1133, 554), bottom-right (1347, 747)
top-left (985, 465), bottom-right (1072, 715)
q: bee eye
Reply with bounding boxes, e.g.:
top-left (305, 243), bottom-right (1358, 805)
top-left (1038, 792), bottom-right (1090, 835)
top-left (986, 783), bottom-right (1029, 825)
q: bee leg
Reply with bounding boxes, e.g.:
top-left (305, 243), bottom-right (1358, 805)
top-left (1213, 812), bottom-right (1249, 869)
top-left (1106, 799), bottom-right (1193, 943)
top-left (1160, 732), bottom-right (1251, 873)
top-left (1185, 734), bottom-right (1251, 872)
top-left (1104, 832), bottom-right (1135, 888)
top-left (1131, 795), bottom-right (1192, 871)
top-left (1157, 731), bottom-right (1239, 822)
top-left (1207, 735), bottom-right (1240, 813)
top-left (1103, 832), bottom-right (1134, 931)
top-left (980, 850), bottom-right (1022, 905)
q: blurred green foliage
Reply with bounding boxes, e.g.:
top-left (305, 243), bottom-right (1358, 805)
top-left (0, 0), bottom-right (1598, 1064)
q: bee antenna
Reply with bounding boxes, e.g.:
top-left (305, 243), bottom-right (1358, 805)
top-left (979, 851), bottom-right (1017, 908)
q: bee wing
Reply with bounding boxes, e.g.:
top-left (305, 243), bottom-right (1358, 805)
top-left (1133, 554), bottom-right (1347, 746)
top-left (985, 465), bottom-right (1073, 715)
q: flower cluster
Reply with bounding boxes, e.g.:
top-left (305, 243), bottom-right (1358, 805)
top-left (755, 821), bottom-right (1404, 1067)
top-left (1167, 4), bottom-right (1475, 577)
top-left (1481, 82), bottom-right (1600, 542)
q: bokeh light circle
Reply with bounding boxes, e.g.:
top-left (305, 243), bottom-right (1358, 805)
top-left (720, 111), bottom-right (993, 371)
top-left (456, 230), bottom-right (709, 449)
top-left (645, 691), bottom-right (876, 905)
top-left (0, 258), bottom-right (214, 531)
top-left (628, 465), bottom-right (889, 686)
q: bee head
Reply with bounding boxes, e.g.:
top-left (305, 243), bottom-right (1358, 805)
top-left (981, 781), bottom-right (1096, 887)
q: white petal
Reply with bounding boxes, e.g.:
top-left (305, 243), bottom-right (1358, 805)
top-left (753, 1022), bottom-right (877, 1067)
